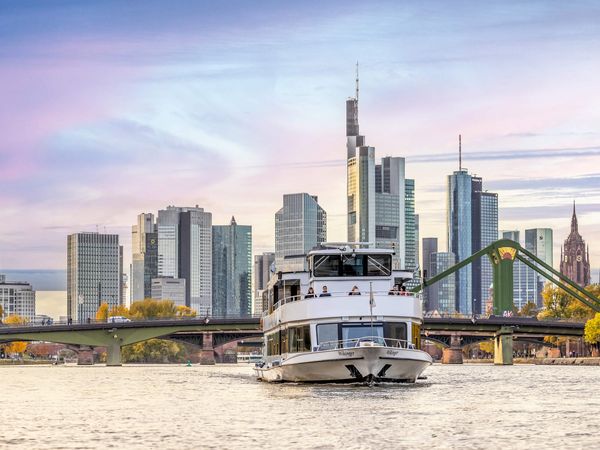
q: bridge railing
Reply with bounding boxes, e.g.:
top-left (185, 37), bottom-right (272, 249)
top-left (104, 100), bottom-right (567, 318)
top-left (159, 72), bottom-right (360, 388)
top-left (268, 291), bottom-right (423, 316)
top-left (316, 336), bottom-right (416, 351)
top-left (0, 314), bottom-right (263, 329)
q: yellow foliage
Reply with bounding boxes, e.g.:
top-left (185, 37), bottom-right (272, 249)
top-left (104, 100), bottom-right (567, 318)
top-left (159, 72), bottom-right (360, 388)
top-left (175, 305), bottom-right (197, 318)
top-left (96, 303), bottom-right (131, 321)
top-left (479, 341), bottom-right (494, 354)
top-left (129, 299), bottom-right (178, 319)
top-left (4, 315), bottom-right (29, 325)
top-left (4, 341), bottom-right (28, 355)
top-left (584, 313), bottom-right (600, 345)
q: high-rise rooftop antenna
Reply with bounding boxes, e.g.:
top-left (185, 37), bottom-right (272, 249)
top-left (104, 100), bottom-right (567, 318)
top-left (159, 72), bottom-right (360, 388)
top-left (355, 61), bottom-right (359, 102)
top-left (459, 134), bottom-right (462, 171)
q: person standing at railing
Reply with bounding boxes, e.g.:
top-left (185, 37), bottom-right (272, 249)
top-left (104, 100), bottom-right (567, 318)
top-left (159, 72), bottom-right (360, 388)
top-left (305, 287), bottom-right (317, 299)
top-left (319, 286), bottom-right (331, 297)
top-left (399, 285), bottom-right (408, 296)
top-left (349, 286), bottom-right (361, 295)
top-left (388, 285), bottom-right (400, 295)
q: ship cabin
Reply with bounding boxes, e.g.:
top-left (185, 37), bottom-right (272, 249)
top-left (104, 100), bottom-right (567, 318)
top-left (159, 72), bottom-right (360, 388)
top-left (261, 246), bottom-right (424, 361)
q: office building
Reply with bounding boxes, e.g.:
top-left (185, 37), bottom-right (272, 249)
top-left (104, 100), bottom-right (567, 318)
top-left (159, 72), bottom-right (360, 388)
top-left (430, 252), bottom-right (456, 313)
top-left (151, 277), bottom-right (186, 307)
top-left (212, 217), bottom-right (252, 317)
top-left (131, 213), bottom-right (158, 302)
top-left (67, 232), bottom-right (123, 322)
top-left (0, 274), bottom-right (36, 321)
top-left (560, 203), bottom-right (590, 287)
top-left (525, 228), bottom-right (553, 306)
top-left (254, 252), bottom-right (275, 315)
top-left (157, 206), bottom-right (212, 313)
top-left (346, 72), bottom-right (416, 271)
top-left (275, 193), bottom-right (327, 272)
top-left (422, 238), bottom-right (438, 311)
top-left (447, 146), bottom-right (498, 314)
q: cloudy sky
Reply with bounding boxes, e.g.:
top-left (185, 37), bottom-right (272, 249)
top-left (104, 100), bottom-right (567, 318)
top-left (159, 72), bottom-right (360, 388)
top-left (1, 0), bottom-right (599, 283)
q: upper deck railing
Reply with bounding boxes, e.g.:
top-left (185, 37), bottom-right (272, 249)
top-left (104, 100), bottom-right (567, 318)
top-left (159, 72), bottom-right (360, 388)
top-left (316, 336), bottom-right (416, 351)
top-left (266, 290), bottom-right (422, 316)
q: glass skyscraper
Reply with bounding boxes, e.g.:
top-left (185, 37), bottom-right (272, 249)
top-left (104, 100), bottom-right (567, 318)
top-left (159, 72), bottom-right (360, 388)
top-left (447, 169), bottom-right (473, 314)
top-left (131, 213), bottom-right (158, 302)
top-left (422, 237), bottom-right (438, 311)
top-left (275, 193), bottom-right (326, 272)
top-left (212, 217), bottom-right (252, 317)
top-left (431, 252), bottom-right (456, 313)
top-left (447, 170), bottom-right (498, 314)
top-left (254, 252), bottom-right (275, 315)
top-left (157, 206), bottom-right (212, 314)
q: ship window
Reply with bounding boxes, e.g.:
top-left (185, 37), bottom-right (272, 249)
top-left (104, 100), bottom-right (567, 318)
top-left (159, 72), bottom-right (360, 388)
top-left (289, 325), bottom-right (311, 352)
top-left (366, 255), bottom-right (391, 276)
top-left (342, 254), bottom-right (363, 276)
top-left (313, 255), bottom-right (341, 277)
top-left (317, 323), bottom-right (339, 344)
top-left (281, 329), bottom-right (289, 354)
top-left (341, 323), bottom-right (383, 347)
top-left (266, 331), bottom-right (281, 356)
top-left (383, 322), bottom-right (407, 341)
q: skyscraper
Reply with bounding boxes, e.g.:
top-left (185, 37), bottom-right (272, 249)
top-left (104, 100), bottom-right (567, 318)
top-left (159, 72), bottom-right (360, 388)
top-left (131, 213), bottom-right (158, 302)
top-left (157, 206), bottom-right (212, 313)
top-left (0, 274), bottom-right (36, 321)
top-left (525, 228), bottom-right (553, 306)
top-left (275, 193), bottom-right (327, 272)
top-left (374, 157), bottom-right (407, 269)
top-left (422, 238), bottom-right (438, 311)
top-left (151, 277), bottom-right (186, 307)
top-left (346, 71), bottom-right (416, 271)
top-left (560, 203), bottom-right (591, 287)
top-left (430, 252), bottom-right (456, 313)
top-left (67, 232), bottom-right (122, 322)
top-left (447, 140), bottom-right (498, 314)
top-left (254, 252), bottom-right (275, 315)
top-left (447, 168), bottom-right (472, 314)
top-left (212, 217), bottom-right (252, 317)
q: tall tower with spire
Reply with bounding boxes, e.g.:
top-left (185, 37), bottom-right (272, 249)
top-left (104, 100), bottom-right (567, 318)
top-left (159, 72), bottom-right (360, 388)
top-left (560, 202), bottom-right (591, 286)
top-left (346, 63), bottom-right (376, 244)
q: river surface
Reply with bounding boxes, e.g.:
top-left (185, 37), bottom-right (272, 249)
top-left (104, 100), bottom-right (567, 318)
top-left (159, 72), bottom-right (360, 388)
top-left (1, 363), bottom-right (599, 449)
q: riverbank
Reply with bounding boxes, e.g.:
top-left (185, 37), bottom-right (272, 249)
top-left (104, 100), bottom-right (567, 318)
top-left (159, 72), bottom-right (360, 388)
top-left (0, 359), bottom-right (58, 365)
top-left (535, 357), bottom-right (600, 366)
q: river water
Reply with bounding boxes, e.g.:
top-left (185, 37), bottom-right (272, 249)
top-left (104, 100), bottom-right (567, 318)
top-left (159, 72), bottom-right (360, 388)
top-left (1, 363), bottom-right (598, 449)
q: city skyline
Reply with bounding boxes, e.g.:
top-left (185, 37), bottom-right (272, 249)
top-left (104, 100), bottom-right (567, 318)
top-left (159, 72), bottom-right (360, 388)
top-left (1, 1), bottom-right (600, 284)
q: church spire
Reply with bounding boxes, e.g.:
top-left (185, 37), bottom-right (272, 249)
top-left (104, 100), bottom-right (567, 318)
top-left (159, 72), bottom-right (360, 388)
top-left (571, 200), bottom-right (578, 233)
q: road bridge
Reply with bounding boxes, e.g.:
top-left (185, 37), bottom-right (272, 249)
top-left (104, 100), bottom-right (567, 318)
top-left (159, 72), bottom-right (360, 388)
top-left (0, 316), bottom-right (584, 366)
top-left (0, 318), bottom-right (261, 366)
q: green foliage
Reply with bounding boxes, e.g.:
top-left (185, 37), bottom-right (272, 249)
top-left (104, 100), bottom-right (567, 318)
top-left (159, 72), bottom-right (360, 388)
top-left (584, 313), bottom-right (600, 345)
top-left (122, 339), bottom-right (187, 363)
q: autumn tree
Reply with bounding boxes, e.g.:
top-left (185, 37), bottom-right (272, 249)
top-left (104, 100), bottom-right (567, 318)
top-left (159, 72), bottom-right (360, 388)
top-left (175, 305), bottom-right (197, 318)
top-left (4, 315), bottom-right (29, 326)
top-left (96, 303), bottom-right (130, 321)
top-left (584, 313), bottom-right (600, 355)
top-left (518, 301), bottom-right (538, 317)
top-left (129, 299), bottom-right (179, 320)
top-left (1, 315), bottom-right (30, 357)
top-left (122, 339), bottom-right (187, 363)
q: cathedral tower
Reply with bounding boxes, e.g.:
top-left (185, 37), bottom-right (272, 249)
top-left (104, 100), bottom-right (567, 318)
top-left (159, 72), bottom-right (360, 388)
top-left (560, 202), bottom-right (591, 286)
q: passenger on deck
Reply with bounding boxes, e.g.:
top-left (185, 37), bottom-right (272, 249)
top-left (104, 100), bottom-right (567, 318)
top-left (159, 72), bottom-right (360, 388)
top-left (319, 286), bottom-right (331, 297)
top-left (349, 285), bottom-right (361, 295)
top-left (399, 285), bottom-right (408, 296)
top-left (305, 287), bottom-right (316, 299)
top-left (388, 285), bottom-right (400, 295)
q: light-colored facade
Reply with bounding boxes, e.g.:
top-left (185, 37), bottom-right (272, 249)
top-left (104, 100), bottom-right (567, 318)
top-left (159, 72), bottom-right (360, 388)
top-left (254, 252), bottom-right (275, 315)
top-left (431, 252), bottom-right (456, 313)
top-left (374, 157), bottom-right (406, 269)
top-left (0, 274), bottom-right (36, 321)
top-left (67, 232), bottom-right (122, 322)
top-left (212, 217), bottom-right (252, 317)
top-left (479, 191), bottom-right (498, 312)
top-left (157, 206), bottom-right (212, 313)
top-left (151, 277), bottom-right (186, 307)
top-left (505, 228), bottom-right (554, 308)
top-left (131, 213), bottom-right (158, 302)
top-left (275, 193), bottom-right (327, 272)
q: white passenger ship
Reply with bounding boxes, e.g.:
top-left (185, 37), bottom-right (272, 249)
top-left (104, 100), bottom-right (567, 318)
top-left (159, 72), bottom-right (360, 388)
top-left (254, 244), bottom-right (432, 383)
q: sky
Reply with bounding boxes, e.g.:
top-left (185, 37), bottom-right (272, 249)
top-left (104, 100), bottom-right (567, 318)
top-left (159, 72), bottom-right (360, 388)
top-left (1, 0), bottom-right (600, 285)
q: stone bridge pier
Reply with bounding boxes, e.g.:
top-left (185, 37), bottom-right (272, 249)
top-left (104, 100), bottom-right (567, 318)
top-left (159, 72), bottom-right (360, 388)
top-left (442, 333), bottom-right (463, 364)
top-left (494, 326), bottom-right (514, 365)
top-left (199, 332), bottom-right (216, 365)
